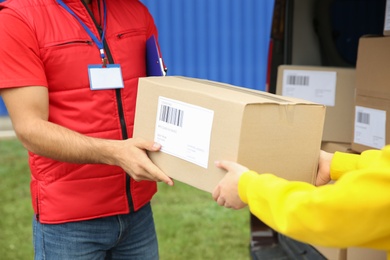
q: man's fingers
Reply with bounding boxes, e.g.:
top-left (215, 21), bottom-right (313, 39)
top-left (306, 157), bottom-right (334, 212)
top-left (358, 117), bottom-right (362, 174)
top-left (138, 159), bottom-right (173, 186)
top-left (126, 138), bottom-right (173, 185)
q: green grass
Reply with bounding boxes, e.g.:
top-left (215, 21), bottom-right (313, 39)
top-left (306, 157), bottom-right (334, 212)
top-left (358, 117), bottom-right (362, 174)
top-left (0, 139), bottom-right (33, 259)
top-left (0, 139), bottom-right (250, 259)
top-left (153, 183), bottom-right (250, 260)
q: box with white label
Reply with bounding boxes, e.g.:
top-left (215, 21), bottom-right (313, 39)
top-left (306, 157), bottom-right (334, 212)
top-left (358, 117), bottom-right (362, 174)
top-left (134, 76), bottom-right (325, 193)
top-left (352, 92), bottom-right (389, 153)
top-left (276, 65), bottom-right (356, 143)
top-left (352, 36), bottom-right (390, 152)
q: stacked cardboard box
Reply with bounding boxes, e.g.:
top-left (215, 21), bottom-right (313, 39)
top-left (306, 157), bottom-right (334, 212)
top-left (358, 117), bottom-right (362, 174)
top-left (276, 65), bottom-right (356, 153)
top-left (352, 36), bottom-right (390, 153)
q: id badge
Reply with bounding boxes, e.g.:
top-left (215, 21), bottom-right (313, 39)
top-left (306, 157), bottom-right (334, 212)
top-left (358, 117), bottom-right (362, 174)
top-left (88, 64), bottom-right (124, 90)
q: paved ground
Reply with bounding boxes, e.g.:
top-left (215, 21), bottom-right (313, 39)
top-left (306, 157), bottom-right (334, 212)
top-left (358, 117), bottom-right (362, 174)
top-left (0, 116), bottom-right (16, 139)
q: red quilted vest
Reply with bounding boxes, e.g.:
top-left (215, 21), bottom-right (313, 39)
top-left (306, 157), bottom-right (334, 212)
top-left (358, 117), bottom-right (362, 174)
top-left (1, 0), bottom-right (158, 223)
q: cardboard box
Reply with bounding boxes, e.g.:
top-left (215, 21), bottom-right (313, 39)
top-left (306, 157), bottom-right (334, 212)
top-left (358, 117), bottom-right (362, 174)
top-left (355, 36), bottom-right (390, 99)
top-left (347, 248), bottom-right (387, 260)
top-left (314, 246), bottom-right (347, 260)
top-left (313, 246), bottom-right (387, 260)
top-left (134, 76), bottom-right (326, 192)
top-left (352, 36), bottom-right (390, 152)
top-left (276, 65), bottom-right (356, 143)
top-left (352, 93), bottom-right (388, 153)
top-left (321, 141), bottom-right (353, 154)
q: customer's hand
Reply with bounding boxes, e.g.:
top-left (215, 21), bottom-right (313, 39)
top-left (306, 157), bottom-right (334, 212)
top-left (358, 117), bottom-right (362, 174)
top-left (110, 137), bottom-right (174, 186)
top-left (212, 160), bottom-right (248, 210)
top-left (316, 150), bottom-right (334, 186)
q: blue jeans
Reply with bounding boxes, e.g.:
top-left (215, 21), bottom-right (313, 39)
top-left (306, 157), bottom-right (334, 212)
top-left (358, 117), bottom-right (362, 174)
top-left (33, 203), bottom-right (158, 260)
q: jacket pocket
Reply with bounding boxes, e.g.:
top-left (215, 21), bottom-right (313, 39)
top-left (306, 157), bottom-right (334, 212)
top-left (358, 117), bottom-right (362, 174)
top-left (43, 40), bottom-right (94, 48)
top-left (109, 29), bottom-right (147, 78)
top-left (115, 28), bottom-right (147, 40)
top-left (40, 39), bottom-right (99, 91)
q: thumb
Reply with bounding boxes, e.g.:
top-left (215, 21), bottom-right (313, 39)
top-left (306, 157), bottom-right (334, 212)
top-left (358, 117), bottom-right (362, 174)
top-left (134, 138), bottom-right (161, 152)
top-left (149, 142), bottom-right (162, 152)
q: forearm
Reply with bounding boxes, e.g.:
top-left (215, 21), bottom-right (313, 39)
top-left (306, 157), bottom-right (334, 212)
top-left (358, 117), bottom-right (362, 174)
top-left (239, 171), bottom-right (390, 249)
top-left (1, 86), bottom-right (120, 166)
top-left (16, 117), bottom-right (120, 165)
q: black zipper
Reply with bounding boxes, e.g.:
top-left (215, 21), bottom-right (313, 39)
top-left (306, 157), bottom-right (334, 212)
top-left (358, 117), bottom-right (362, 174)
top-left (35, 197), bottom-right (39, 221)
top-left (46, 40), bottom-right (93, 47)
top-left (81, 0), bottom-right (134, 213)
top-left (103, 40), bottom-right (134, 213)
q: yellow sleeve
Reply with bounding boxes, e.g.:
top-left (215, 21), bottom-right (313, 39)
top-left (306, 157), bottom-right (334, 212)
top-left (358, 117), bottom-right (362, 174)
top-left (238, 149), bottom-right (390, 251)
top-left (330, 149), bottom-right (383, 180)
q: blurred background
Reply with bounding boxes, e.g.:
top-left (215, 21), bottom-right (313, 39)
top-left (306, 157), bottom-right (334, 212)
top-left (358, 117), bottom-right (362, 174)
top-left (140, 0), bottom-right (275, 91)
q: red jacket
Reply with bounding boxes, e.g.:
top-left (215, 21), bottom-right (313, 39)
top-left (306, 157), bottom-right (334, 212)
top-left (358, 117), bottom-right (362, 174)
top-left (0, 0), bottom-right (159, 223)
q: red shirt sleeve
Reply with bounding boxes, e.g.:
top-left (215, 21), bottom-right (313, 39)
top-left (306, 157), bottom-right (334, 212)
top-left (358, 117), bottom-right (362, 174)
top-left (0, 11), bottom-right (48, 89)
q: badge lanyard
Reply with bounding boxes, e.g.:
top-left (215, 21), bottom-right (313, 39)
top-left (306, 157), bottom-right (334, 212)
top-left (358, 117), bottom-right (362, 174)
top-left (57, 0), bottom-right (108, 66)
top-left (57, 0), bottom-right (124, 90)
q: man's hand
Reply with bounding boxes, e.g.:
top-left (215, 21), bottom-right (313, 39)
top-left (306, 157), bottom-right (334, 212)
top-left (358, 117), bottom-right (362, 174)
top-left (109, 138), bottom-right (174, 186)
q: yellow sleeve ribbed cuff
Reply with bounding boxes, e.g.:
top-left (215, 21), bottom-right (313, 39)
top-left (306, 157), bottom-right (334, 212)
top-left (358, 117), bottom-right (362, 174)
top-left (238, 170), bottom-right (259, 204)
top-left (330, 151), bottom-right (360, 180)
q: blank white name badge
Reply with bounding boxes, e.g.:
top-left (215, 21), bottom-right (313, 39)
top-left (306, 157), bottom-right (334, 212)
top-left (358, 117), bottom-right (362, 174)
top-left (88, 64), bottom-right (124, 90)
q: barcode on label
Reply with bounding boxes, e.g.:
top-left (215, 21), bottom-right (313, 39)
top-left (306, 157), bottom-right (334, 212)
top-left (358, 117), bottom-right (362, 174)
top-left (159, 105), bottom-right (184, 127)
top-left (357, 112), bottom-right (370, 125)
top-left (286, 75), bottom-right (310, 86)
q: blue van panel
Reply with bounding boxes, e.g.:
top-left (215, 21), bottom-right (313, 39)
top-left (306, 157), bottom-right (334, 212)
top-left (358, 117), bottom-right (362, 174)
top-left (141, 0), bottom-right (275, 91)
top-left (0, 97), bottom-right (8, 116)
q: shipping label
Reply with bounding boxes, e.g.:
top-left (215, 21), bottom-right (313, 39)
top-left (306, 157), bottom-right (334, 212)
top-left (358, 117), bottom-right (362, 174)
top-left (354, 106), bottom-right (386, 149)
top-left (282, 70), bottom-right (337, 106)
top-left (154, 97), bottom-right (214, 168)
